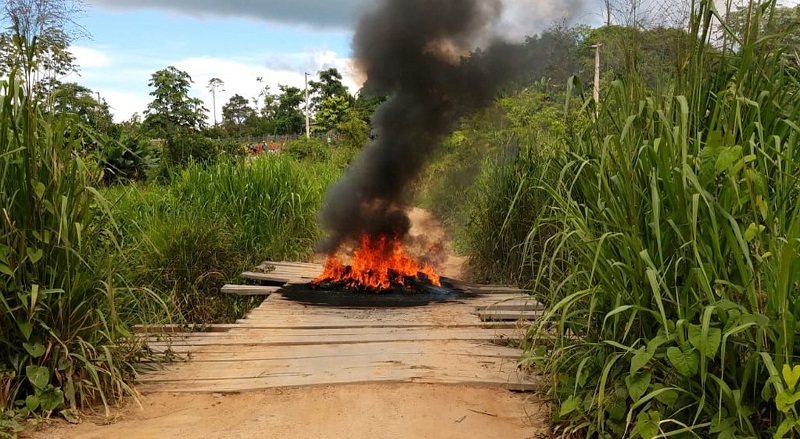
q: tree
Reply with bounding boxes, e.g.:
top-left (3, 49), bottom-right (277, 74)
top-left (49, 82), bottom-right (112, 132)
top-left (272, 85), bottom-right (305, 135)
top-left (314, 94), bottom-right (351, 132)
top-left (726, 4), bottom-right (800, 51)
top-left (221, 94), bottom-right (255, 137)
top-left (144, 66), bottom-right (208, 139)
top-left (309, 67), bottom-right (351, 110)
top-left (353, 88), bottom-right (387, 125)
top-left (207, 77), bottom-right (224, 126)
top-left (309, 68), bottom-right (353, 132)
top-left (0, 0), bottom-right (84, 99)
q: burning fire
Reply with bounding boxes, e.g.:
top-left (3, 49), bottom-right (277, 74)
top-left (314, 234), bottom-right (441, 291)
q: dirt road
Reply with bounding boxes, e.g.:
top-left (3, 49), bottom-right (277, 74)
top-left (30, 384), bottom-right (548, 439)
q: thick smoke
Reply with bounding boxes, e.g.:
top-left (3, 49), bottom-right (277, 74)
top-left (316, 0), bottom-right (538, 254)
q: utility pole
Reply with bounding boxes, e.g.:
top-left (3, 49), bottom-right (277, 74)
top-left (207, 78), bottom-right (225, 126)
top-left (304, 72), bottom-right (310, 139)
top-left (590, 44), bottom-right (602, 107)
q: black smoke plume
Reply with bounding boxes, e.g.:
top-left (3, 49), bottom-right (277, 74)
top-left (316, 0), bottom-right (532, 254)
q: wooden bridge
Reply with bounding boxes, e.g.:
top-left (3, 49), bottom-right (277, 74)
top-left (138, 262), bottom-right (541, 394)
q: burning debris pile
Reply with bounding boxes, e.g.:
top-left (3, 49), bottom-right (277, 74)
top-left (312, 234), bottom-right (440, 292)
top-left (314, 0), bottom-right (533, 292)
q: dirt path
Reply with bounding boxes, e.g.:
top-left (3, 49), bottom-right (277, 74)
top-left (29, 384), bottom-right (548, 439)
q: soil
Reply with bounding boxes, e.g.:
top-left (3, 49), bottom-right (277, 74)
top-left (27, 384), bottom-right (550, 439)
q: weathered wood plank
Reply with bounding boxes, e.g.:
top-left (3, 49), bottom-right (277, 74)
top-left (137, 263), bottom-right (541, 395)
top-left (233, 322), bottom-right (521, 330)
top-left (133, 324), bottom-right (237, 334)
top-left (220, 284), bottom-right (281, 296)
top-left (476, 310), bottom-right (542, 322)
top-left (241, 271), bottom-right (311, 284)
top-left (260, 261), bottom-right (322, 269)
top-left (137, 374), bottom-right (540, 393)
top-left (172, 341), bottom-right (524, 362)
top-left (149, 328), bottom-right (520, 347)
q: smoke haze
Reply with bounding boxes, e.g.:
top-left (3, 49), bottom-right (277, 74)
top-left (316, 0), bottom-right (577, 254)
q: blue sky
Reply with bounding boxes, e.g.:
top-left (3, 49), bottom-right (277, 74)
top-left (70, 6), bottom-right (359, 122)
top-left (67, 0), bottom-right (596, 122)
top-left (67, 0), bottom-right (799, 123)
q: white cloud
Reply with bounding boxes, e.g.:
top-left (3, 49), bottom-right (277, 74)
top-left (175, 51), bottom-right (361, 124)
top-left (71, 45), bottom-right (112, 68)
top-left (93, 88), bottom-right (151, 122)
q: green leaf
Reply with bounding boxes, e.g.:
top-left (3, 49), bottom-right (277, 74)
top-left (667, 347), bottom-right (700, 377)
top-left (22, 342), bottom-right (45, 358)
top-left (646, 336), bottom-right (666, 354)
top-left (17, 320), bottom-right (33, 341)
top-left (774, 390), bottom-right (800, 413)
top-left (634, 410), bottom-right (661, 439)
top-left (24, 395), bottom-right (40, 412)
top-left (710, 415), bottom-right (736, 433)
top-left (559, 395), bottom-right (582, 417)
top-left (25, 365), bottom-right (49, 390)
top-left (32, 181), bottom-right (46, 200)
top-left (26, 247), bottom-right (43, 264)
top-left (688, 324), bottom-right (722, 359)
top-left (745, 223), bottom-right (765, 242)
top-left (0, 263), bottom-right (13, 277)
top-left (715, 145), bottom-right (743, 174)
top-left (38, 388), bottom-right (64, 412)
top-left (606, 398), bottom-right (627, 421)
top-left (782, 364), bottom-right (800, 392)
top-left (630, 347), bottom-right (653, 374)
top-left (652, 386), bottom-right (679, 408)
top-left (775, 418), bottom-right (794, 438)
top-left (625, 371), bottom-right (652, 403)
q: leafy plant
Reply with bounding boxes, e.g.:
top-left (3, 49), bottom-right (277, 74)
top-left (109, 155), bottom-right (340, 323)
top-left (0, 71), bottom-right (151, 419)
top-left (504, 0), bottom-right (800, 437)
top-left (283, 137), bottom-right (331, 162)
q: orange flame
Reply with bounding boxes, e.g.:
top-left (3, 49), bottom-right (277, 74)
top-left (314, 234), bottom-right (441, 291)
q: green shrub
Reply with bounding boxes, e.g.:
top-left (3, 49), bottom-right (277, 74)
top-left (283, 137), bottom-right (331, 162)
top-left (0, 73), bottom-right (158, 418)
top-left (110, 155), bottom-right (340, 323)
top-left (462, 138), bottom-right (557, 284)
top-left (164, 130), bottom-right (218, 167)
top-left (96, 130), bottom-right (159, 184)
top-left (522, 1), bottom-right (800, 437)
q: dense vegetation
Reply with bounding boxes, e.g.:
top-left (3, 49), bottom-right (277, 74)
top-left (2, 0), bottom-right (800, 437)
top-left (425, 1), bottom-right (800, 437)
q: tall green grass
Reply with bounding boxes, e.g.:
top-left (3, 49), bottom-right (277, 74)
top-left (110, 155), bottom-right (340, 323)
top-left (518, 0), bottom-right (800, 437)
top-left (0, 74), bottom-right (157, 423)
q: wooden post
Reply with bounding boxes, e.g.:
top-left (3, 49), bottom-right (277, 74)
top-left (591, 44), bottom-right (602, 107)
top-left (305, 72), bottom-right (310, 139)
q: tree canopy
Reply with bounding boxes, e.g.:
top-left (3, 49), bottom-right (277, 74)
top-left (144, 66), bottom-right (208, 138)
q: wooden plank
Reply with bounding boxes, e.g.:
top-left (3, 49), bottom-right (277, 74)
top-left (476, 300), bottom-right (544, 312)
top-left (221, 284), bottom-right (281, 296)
top-left (133, 324), bottom-right (237, 334)
top-left (149, 328), bottom-right (520, 347)
top-left (137, 341), bottom-right (537, 392)
top-left (241, 271), bottom-right (313, 284)
top-left (171, 341), bottom-right (524, 362)
top-left (476, 310), bottom-right (542, 322)
top-left (138, 374), bottom-right (540, 393)
top-left (260, 261), bottom-right (322, 269)
top-left (233, 322), bottom-right (521, 330)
